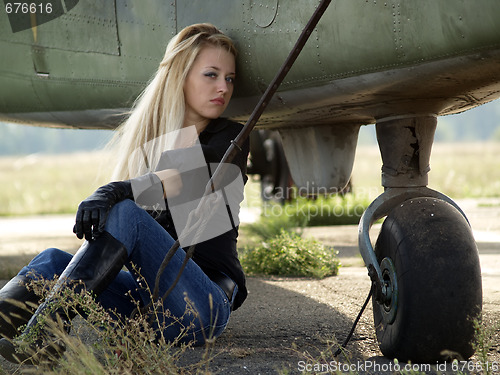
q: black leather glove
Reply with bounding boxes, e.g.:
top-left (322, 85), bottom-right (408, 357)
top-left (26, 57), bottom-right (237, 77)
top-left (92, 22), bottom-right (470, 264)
top-left (73, 181), bottom-right (133, 240)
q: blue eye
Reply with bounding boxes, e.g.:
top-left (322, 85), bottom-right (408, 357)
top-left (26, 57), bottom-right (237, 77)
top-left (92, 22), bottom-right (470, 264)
top-left (226, 76), bottom-right (235, 84)
top-left (204, 72), bottom-right (217, 78)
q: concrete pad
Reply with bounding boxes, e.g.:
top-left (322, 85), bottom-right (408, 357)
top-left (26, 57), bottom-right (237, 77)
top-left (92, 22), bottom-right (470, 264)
top-left (0, 200), bottom-right (499, 374)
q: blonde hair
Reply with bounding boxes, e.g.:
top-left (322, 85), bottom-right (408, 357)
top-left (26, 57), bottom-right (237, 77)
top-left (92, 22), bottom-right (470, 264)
top-left (110, 23), bottom-right (237, 180)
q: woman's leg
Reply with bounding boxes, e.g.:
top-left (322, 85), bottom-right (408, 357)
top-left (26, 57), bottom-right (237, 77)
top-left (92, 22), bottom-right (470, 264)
top-left (18, 247), bottom-right (72, 280)
top-left (18, 248), bottom-right (140, 319)
top-left (0, 248), bottom-right (72, 340)
top-left (0, 232), bottom-right (130, 364)
top-left (104, 199), bottom-right (232, 345)
top-left (11, 200), bottom-right (232, 343)
top-left (0, 276), bottom-right (39, 340)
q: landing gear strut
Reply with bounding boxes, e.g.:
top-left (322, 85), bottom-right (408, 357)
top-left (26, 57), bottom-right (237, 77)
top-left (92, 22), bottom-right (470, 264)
top-left (359, 115), bottom-right (482, 362)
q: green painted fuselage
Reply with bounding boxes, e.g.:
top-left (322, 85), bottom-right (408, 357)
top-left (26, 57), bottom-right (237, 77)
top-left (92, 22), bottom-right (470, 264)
top-left (1, 0), bottom-right (499, 130)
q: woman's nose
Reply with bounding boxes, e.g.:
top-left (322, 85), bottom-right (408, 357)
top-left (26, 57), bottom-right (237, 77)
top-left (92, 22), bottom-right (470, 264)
top-left (217, 79), bottom-right (229, 93)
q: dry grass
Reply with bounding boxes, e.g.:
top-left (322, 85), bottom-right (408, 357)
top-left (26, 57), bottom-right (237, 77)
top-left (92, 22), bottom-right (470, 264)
top-left (0, 152), bottom-right (113, 216)
top-left (0, 142), bottom-right (499, 217)
top-left (352, 142), bottom-right (500, 200)
top-left (0, 272), bottom-right (217, 375)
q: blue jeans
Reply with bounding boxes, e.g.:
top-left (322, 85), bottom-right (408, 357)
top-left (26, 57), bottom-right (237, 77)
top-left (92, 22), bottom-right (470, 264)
top-left (18, 199), bottom-right (234, 345)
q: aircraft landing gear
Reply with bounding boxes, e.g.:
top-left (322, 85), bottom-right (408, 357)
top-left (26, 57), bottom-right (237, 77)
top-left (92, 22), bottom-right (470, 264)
top-left (359, 115), bottom-right (482, 362)
top-left (249, 130), bottom-right (292, 203)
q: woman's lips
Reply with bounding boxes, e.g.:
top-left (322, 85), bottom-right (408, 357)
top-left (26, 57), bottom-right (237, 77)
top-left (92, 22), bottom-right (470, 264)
top-left (210, 97), bottom-right (225, 106)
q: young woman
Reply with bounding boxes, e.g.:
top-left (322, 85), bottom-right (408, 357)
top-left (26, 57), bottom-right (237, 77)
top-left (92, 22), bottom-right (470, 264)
top-left (0, 23), bottom-right (249, 364)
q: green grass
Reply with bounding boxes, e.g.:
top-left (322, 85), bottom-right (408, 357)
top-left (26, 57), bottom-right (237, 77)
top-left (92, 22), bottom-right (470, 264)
top-left (270, 194), bottom-right (370, 227)
top-left (242, 211), bottom-right (305, 243)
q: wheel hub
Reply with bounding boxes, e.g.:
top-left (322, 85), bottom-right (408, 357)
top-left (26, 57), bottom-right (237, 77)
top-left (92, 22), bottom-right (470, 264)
top-left (379, 257), bottom-right (398, 324)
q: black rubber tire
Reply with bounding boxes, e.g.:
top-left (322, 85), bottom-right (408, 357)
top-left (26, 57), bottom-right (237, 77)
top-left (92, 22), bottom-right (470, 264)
top-left (372, 197), bottom-right (482, 363)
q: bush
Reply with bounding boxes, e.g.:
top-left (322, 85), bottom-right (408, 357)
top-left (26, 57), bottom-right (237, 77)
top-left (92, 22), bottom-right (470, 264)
top-left (240, 230), bottom-right (340, 279)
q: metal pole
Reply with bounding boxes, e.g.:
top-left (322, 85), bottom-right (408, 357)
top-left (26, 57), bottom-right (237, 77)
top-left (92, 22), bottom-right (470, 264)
top-left (137, 0), bottom-right (333, 315)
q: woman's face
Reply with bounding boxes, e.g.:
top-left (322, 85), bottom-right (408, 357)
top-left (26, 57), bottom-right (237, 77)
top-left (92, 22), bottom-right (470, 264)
top-left (183, 45), bottom-right (236, 129)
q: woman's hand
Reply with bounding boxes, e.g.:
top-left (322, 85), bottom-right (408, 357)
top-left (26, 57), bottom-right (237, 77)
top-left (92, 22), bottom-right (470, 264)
top-left (74, 171), bottom-right (181, 240)
top-left (73, 181), bottom-right (133, 241)
top-left (154, 169), bottom-right (183, 198)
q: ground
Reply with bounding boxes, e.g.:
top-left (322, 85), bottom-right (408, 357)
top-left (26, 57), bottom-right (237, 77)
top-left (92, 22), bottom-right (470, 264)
top-left (0, 199), bottom-right (499, 374)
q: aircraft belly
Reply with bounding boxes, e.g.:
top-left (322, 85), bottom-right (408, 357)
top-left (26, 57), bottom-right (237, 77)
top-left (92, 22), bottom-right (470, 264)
top-left (233, 0), bottom-right (500, 93)
top-left (1, 0), bottom-right (500, 130)
top-left (228, 48), bottom-right (500, 128)
top-left (0, 108), bottom-right (128, 129)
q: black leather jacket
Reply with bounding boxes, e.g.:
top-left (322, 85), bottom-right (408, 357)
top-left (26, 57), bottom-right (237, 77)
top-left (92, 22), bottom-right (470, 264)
top-left (148, 118), bottom-right (250, 310)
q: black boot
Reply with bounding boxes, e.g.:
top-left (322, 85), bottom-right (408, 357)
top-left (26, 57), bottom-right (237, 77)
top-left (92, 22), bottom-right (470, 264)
top-left (0, 231), bottom-right (128, 364)
top-left (0, 275), bottom-right (40, 340)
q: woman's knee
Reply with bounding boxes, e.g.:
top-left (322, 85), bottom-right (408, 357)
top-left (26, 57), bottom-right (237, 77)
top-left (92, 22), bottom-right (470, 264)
top-left (108, 199), bottom-right (140, 221)
top-left (104, 199), bottom-right (144, 251)
top-left (105, 199), bottom-right (141, 231)
top-left (19, 247), bottom-right (72, 279)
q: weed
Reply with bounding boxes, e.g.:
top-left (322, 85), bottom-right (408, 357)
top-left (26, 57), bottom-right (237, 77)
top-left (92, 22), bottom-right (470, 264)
top-left (240, 229), bottom-right (340, 279)
top-left (471, 316), bottom-right (500, 375)
top-left (3, 272), bottom-right (218, 374)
